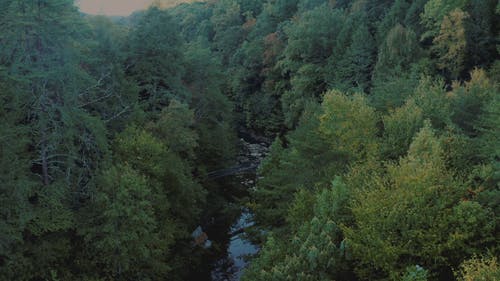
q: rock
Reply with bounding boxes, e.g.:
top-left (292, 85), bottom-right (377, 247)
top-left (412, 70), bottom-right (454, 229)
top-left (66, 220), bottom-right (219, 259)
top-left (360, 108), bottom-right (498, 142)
top-left (203, 240), bottom-right (212, 249)
top-left (191, 226), bottom-right (209, 247)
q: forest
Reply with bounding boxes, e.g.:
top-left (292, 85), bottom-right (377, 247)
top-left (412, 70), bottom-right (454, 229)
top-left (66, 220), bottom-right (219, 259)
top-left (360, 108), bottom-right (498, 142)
top-left (0, 0), bottom-right (499, 280)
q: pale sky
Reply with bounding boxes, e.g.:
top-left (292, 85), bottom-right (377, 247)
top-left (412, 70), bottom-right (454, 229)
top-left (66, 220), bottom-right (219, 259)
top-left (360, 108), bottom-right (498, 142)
top-left (76, 0), bottom-right (154, 16)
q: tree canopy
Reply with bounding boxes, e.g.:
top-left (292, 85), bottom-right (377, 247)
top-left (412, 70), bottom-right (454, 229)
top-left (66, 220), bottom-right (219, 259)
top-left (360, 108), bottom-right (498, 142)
top-left (0, 0), bottom-right (498, 280)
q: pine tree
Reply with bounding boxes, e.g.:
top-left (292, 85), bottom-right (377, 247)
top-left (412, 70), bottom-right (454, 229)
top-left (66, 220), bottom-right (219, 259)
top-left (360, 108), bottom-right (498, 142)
top-left (127, 7), bottom-right (185, 113)
top-left (245, 177), bottom-right (353, 281)
top-left (0, 0), bottom-right (109, 189)
top-left (465, 0), bottom-right (498, 68)
top-left (0, 71), bottom-right (35, 279)
top-left (0, 1), bottom-right (109, 278)
top-left (333, 17), bottom-right (376, 92)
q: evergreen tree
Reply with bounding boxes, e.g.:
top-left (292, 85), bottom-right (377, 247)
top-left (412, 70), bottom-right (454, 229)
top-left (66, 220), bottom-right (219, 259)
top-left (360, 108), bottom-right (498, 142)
top-left (371, 24), bottom-right (422, 111)
top-left (127, 7), bottom-right (185, 113)
top-left (252, 90), bottom-right (378, 229)
top-left (244, 178), bottom-right (352, 281)
top-left (279, 4), bottom-right (344, 126)
top-left (464, 0), bottom-right (498, 68)
top-left (420, 0), bottom-right (468, 41)
top-left (0, 72), bottom-right (35, 279)
top-left (375, 0), bottom-right (411, 45)
top-left (0, 1), bottom-right (109, 278)
top-left (332, 16), bottom-right (376, 92)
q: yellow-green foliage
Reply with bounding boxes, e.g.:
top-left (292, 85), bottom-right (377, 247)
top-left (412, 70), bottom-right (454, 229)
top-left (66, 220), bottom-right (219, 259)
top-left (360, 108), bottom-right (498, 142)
top-left (456, 256), bottom-right (500, 281)
top-left (432, 8), bottom-right (469, 79)
top-left (420, 0), bottom-right (468, 38)
top-left (345, 123), bottom-right (495, 279)
top-left (319, 90), bottom-right (379, 162)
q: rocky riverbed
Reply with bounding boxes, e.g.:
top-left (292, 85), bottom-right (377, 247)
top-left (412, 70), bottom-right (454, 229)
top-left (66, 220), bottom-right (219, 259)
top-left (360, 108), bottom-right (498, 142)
top-left (237, 139), bottom-right (269, 187)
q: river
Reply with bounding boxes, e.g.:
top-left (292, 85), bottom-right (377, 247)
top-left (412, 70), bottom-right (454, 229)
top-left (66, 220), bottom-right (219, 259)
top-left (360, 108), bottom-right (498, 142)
top-left (210, 137), bottom-right (268, 280)
top-left (210, 208), bottom-right (259, 280)
top-left (189, 136), bottom-right (269, 281)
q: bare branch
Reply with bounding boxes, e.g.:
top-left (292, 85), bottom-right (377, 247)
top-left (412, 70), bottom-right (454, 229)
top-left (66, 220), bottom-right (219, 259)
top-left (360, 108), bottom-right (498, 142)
top-left (104, 106), bottom-right (130, 123)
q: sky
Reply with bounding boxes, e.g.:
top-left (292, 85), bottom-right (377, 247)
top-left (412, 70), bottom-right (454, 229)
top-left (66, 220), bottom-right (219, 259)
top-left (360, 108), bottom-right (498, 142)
top-left (76, 0), bottom-right (154, 16)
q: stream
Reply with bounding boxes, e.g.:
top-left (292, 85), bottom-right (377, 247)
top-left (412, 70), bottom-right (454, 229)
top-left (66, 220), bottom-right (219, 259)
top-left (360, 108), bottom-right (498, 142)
top-left (210, 208), bottom-right (259, 280)
top-left (189, 135), bottom-right (269, 281)
top-left (210, 137), bottom-right (269, 281)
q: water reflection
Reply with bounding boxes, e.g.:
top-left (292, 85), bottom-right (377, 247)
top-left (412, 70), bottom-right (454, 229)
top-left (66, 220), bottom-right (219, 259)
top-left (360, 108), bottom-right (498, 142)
top-left (211, 209), bottom-right (259, 281)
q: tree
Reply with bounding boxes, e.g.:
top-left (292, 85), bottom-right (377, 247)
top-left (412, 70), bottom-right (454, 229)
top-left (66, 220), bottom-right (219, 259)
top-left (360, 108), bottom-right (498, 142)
top-left (401, 266), bottom-right (429, 281)
top-left (244, 178), bottom-right (352, 281)
top-left (0, 2), bottom-right (109, 278)
top-left (0, 0), bottom-right (109, 190)
top-left (382, 99), bottom-right (424, 159)
top-left (332, 16), bottom-right (376, 92)
top-left (279, 4), bottom-right (344, 126)
top-left (345, 123), bottom-right (496, 280)
top-left (432, 9), bottom-right (469, 79)
top-left (374, 24), bottom-right (422, 80)
top-left (420, 0), bottom-right (468, 40)
top-left (371, 24), bottom-right (422, 110)
top-left (0, 73), bottom-right (35, 279)
top-left (148, 100), bottom-right (199, 159)
top-left (451, 69), bottom-right (497, 136)
top-left (113, 126), bottom-right (205, 230)
top-left (252, 90), bottom-right (378, 229)
top-left (464, 0), bottom-right (498, 68)
top-left (375, 0), bottom-right (411, 45)
top-left (78, 165), bottom-right (167, 280)
top-left (182, 43), bottom-right (237, 170)
top-left (456, 256), bottom-right (500, 281)
top-left (210, 0), bottom-right (245, 64)
top-left (168, 2), bottom-right (215, 43)
top-left (127, 7), bottom-right (185, 113)
top-left (318, 91), bottom-right (379, 163)
top-left (251, 103), bottom-right (331, 228)
top-left (403, 0), bottom-right (428, 36)
top-left (83, 15), bottom-right (138, 128)
top-left (413, 76), bottom-right (452, 129)
top-left (112, 125), bottom-right (206, 279)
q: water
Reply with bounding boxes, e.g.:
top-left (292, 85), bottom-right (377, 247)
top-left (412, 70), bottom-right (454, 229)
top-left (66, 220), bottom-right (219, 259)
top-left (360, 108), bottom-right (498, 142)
top-left (209, 138), bottom-right (268, 280)
top-left (190, 137), bottom-right (267, 281)
top-left (211, 209), bottom-right (259, 281)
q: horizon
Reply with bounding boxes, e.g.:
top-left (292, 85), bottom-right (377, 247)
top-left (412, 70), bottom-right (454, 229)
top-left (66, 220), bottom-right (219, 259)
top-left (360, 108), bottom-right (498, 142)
top-left (76, 0), bottom-right (154, 16)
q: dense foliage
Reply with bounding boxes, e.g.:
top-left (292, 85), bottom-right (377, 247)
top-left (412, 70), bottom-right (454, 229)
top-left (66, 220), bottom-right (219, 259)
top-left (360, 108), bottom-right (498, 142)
top-left (0, 0), bottom-right (499, 280)
top-left (0, 1), bottom-right (234, 280)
